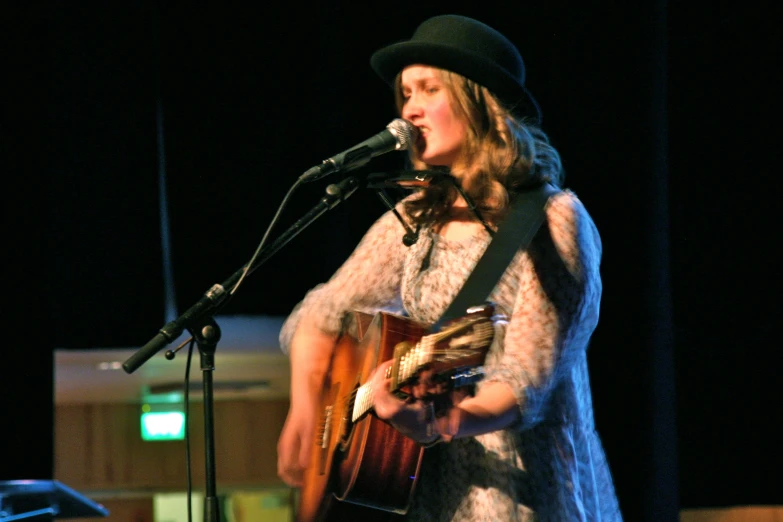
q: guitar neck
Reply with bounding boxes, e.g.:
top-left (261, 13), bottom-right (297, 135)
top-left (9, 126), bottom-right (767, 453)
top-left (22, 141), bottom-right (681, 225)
top-left (351, 340), bottom-right (433, 423)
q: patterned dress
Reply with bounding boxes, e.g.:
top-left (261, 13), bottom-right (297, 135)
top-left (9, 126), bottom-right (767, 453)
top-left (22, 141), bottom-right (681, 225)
top-left (280, 190), bottom-right (622, 521)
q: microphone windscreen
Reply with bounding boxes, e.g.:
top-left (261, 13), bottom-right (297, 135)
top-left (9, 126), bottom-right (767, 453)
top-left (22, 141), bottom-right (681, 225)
top-left (387, 119), bottom-right (418, 151)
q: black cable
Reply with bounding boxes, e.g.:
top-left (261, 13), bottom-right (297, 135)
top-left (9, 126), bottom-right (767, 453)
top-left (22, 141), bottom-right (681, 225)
top-left (184, 337), bottom-right (196, 522)
top-left (229, 177), bottom-right (306, 298)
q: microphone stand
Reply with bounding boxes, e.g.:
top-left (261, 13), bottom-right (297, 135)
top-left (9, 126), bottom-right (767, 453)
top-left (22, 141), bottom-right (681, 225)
top-left (122, 175), bottom-right (360, 522)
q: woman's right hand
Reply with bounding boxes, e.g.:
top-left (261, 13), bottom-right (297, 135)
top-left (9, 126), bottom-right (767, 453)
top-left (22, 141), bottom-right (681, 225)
top-left (276, 326), bottom-right (338, 487)
top-left (277, 398), bottom-right (316, 487)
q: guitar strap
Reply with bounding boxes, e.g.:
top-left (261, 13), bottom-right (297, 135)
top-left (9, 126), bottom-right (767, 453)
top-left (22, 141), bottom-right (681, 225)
top-left (433, 182), bottom-right (561, 330)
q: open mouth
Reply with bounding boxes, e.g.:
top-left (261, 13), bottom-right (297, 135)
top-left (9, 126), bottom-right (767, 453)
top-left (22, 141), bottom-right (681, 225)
top-left (415, 128), bottom-right (428, 149)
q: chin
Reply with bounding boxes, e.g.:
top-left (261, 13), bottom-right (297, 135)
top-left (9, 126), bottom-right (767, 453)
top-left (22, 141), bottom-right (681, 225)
top-left (419, 153), bottom-right (452, 168)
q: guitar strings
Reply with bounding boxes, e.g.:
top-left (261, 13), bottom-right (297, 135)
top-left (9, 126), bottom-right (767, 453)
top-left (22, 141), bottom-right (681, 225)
top-left (325, 318), bottom-right (495, 429)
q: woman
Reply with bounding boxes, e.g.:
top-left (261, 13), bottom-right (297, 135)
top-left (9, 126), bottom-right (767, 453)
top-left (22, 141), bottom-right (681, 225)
top-left (277, 14), bottom-right (622, 521)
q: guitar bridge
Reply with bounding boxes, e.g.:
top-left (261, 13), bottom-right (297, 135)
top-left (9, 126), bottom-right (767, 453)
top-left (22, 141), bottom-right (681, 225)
top-left (320, 405), bottom-right (333, 449)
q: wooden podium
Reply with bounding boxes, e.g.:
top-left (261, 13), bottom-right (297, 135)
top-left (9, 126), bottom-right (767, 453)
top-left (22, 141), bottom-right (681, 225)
top-left (0, 480), bottom-right (108, 520)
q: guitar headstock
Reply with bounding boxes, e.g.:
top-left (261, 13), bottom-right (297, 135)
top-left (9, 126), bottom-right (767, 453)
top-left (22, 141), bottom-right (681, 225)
top-left (389, 302), bottom-right (498, 392)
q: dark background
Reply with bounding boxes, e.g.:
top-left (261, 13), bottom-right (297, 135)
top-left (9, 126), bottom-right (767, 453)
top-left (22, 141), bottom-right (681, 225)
top-left (4, 1), bottom-right (779, 521)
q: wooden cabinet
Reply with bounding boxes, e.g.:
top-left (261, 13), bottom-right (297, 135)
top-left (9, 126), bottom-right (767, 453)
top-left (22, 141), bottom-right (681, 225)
top-left (54, 399), bottom-right (289, 490)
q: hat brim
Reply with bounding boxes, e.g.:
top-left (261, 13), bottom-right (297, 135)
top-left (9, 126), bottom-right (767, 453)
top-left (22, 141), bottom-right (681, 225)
top-left (371, 41), bottom-right (541, 124)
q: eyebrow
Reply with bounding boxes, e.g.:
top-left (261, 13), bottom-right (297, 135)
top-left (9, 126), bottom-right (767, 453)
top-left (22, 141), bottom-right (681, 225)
top-left (400, 76), bottom-right (441, 92)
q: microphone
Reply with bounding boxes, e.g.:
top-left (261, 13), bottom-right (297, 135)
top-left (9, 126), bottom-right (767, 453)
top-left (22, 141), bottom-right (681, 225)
top-left (299, 119), bottom-right (417, 183)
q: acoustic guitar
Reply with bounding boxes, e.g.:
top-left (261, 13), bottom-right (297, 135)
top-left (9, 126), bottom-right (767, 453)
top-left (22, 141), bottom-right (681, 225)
top-left (296, 303), bottom-right (496, 522)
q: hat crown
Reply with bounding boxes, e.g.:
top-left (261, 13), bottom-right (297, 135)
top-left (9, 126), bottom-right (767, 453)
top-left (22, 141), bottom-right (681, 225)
top-left (410, 15), bottom-right (526, 85)
top-left (370, 14), bottom-right (541, 122)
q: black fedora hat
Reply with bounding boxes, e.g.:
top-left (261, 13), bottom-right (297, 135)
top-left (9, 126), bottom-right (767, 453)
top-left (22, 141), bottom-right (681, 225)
top-left (370, 14), bottom-right (541, 124)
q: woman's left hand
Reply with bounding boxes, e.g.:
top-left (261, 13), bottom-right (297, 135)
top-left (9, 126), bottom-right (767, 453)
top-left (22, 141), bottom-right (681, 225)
top-left (369, 360), bottom-right (439, 444)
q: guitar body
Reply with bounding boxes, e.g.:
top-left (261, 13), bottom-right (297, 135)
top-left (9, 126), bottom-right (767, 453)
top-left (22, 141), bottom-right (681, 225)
top-left (296, 304), bottom-right (495, 522)
top-left (296, 311), bottom-right (429, 522)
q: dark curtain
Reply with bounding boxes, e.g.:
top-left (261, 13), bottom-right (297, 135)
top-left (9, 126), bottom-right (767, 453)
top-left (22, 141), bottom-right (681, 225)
top-left (5, 2), bottom-right (779, 521)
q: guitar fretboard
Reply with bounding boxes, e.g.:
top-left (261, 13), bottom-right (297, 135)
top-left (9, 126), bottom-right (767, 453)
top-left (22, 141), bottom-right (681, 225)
top-left (351, 337), bottom-right (433, 422)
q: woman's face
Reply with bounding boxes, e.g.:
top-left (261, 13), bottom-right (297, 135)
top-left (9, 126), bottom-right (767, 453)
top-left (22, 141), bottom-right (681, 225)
top-left (400, 65), bottom-right (468, 170)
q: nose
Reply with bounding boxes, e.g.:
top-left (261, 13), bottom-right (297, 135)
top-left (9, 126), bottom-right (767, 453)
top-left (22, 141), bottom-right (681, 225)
top-left (401, 93), bottom-right (423, 121)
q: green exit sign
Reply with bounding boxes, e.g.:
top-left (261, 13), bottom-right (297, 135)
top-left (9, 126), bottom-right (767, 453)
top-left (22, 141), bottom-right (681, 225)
top-left (140, 411), bottom-right (186, 441)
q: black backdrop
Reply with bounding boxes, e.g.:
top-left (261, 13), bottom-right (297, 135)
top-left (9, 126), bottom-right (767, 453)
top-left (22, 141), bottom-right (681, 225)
top-left (4, 2), bottom-right (779, 521)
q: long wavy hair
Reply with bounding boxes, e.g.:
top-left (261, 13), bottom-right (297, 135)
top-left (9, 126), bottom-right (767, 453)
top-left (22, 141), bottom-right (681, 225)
top-left (394, 68), bottom-right (564, 227)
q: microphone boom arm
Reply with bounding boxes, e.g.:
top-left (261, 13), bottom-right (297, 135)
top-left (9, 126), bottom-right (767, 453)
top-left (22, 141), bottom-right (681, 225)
top-left (298, 118), bottom-right (416, 183)
top-left (122, 175), bottom-right (361, 374)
